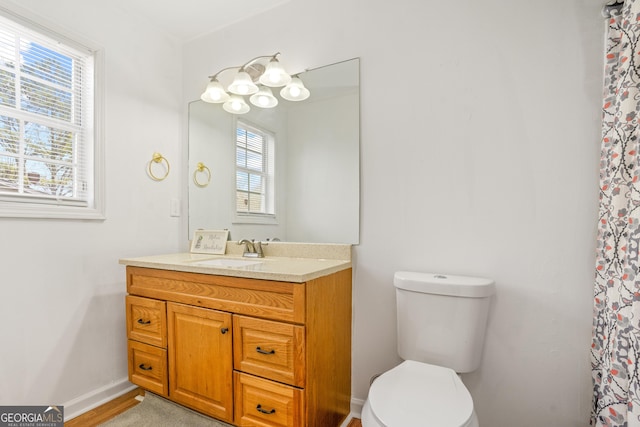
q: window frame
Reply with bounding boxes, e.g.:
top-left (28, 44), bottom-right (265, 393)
top-left (0, 5), bottom-right (104, 220)
top-left (233, 118), bottom-right (276, 225)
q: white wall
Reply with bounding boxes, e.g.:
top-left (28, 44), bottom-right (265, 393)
top-left (184, 0), bottom-right (602, 425)
top-left (0, 0), bottom-right (184, 416)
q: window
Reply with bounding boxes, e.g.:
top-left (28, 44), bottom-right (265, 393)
top-left (235, 120), bottom-right (275, 222)
top-left (0, 8), bottom-right (103, 219)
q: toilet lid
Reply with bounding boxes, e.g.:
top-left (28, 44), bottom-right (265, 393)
top-left (368, 360), bottom-right (474, 427)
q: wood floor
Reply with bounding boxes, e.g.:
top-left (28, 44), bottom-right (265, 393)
top-left (64, 388), bottom-right (363, 427)
top-left (65, 388), bottom-right (145, 427)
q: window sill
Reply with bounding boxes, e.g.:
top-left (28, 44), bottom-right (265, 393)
top-left (0, 203), bottom-right (106, 220)
top-left (232, 214), bottom-right (278, 225)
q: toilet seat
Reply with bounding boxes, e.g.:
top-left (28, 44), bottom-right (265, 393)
top-left (367, 360), bottom-right (474, 427)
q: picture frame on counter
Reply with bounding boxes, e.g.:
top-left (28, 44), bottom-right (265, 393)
top-left (190, 229), bottom-right (229, 254)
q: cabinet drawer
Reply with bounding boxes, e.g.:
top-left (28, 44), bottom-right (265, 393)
top-left (126, 295), bottom-right (167, 348)
top-left (127, 267), bottom-right (305, 323)
top-left (234, 372), bottom-right (304, 427)
top-left (234, 315), bottom-right (305, 387)
top-left (128, 340), bottom-right (168, 396)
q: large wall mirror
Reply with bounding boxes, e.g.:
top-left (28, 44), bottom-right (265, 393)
top-left (188, 58), bottom-right (360, 244)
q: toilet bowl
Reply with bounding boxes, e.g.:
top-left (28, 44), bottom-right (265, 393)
top-left (361, 360), bottom-right (478, 427)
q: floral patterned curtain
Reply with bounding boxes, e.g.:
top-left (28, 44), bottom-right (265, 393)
top-left (592, 0), bottom-right (640, 425)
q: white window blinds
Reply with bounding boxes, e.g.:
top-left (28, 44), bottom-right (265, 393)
top-left (235, 121), bottom-right (275, 217)
top-left (0, 9), bottom-right (101, 218)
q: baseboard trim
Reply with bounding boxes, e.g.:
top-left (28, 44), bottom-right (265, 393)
top-left (351, 397), bottom-right (365, 418)
top-left (63, 377), bottom-right (137, 421)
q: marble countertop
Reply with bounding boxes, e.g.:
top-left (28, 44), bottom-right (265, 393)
top-left (119, 243), bottom-right (352, 283)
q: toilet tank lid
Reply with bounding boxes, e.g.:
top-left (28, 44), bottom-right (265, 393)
top-left (394, 271), bottom-right (496, 298)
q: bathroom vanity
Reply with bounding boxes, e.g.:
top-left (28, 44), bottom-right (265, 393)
top-left (120, 244), bottom-right (352, 427)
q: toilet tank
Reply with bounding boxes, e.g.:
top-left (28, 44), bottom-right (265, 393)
top-left (394, 271), bottom-right (495, 373)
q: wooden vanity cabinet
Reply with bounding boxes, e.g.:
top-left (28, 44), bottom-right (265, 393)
top-left (125, 265), bottom-right (352, 427)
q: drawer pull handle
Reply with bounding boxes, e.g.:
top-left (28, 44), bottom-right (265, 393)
top-left (138, 364), bottom-right (153, 371)
top-left (256, 346), bottom-right (275, 355)
top-left (256, 404), bottom-right (276, 415)
top-left (137, 319), bottom-right (151, 325)
top-left (221, 327), bottom-right (229, 334)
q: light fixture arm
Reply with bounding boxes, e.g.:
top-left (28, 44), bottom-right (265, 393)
top-left (239, 52), bottom-right (280, 71)
top-left (207, 53), bottom-right (281, 80)
top-left (208, 66), bottom-right (241, 81)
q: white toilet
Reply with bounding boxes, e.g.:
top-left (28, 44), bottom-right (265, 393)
top-left (361, 271), bottom-right (496, 427)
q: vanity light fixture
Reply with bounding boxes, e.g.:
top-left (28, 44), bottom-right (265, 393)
top-left (201, 52), bottom-right (310, 114)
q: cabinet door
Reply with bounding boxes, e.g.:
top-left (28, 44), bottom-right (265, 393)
top-left (167, 302), bottom-right (233, 422)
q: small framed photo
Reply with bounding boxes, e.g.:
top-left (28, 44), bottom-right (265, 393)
top-left (190, 229), bottom-right (229, 254)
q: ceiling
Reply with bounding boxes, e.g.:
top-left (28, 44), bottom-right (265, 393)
top-left (109, 0), bottom-right (292, 41)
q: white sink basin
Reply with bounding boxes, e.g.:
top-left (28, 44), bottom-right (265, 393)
top-left (191, 258), bottom-right (263, 268)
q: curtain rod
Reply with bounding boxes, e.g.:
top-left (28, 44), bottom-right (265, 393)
top-left (602, 0), bottom-right (624, 18)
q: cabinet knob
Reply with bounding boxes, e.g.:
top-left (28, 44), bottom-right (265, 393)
top-left (256, 404), bottom-right (276, 415)
top-left (137, 319), bottom-right (151, 325)
top-left (138, 364), bottom-right (152, 371)
top-left (221, 327), bottom-right (229, 334)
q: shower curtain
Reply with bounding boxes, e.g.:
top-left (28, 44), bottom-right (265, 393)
top-left (592, 0), bottom-right (640, 425)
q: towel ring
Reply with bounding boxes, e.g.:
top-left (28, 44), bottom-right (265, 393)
top-left (148, 152), bottom-right (170, 181)
top-left (193, 162), bottom-right (211, 187)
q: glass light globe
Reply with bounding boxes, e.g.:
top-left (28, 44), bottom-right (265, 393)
top-left (228, 71), bottom-right (259, 95)
top-left (223, 95), bottom-right (250, 114)
top-left (200, 79), bottom-right (230, 103)
top-left (249, 87), bottom-right (278, 108)
top-left (280, 77), bottom-right (310, 101)
top-left (259, 58), bottom-right (292, 87)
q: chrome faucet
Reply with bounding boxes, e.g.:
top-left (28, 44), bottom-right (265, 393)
top-left (254, 241), bottom-right (264, 257)
top-left (238, 239), bottom-right (255, 255)
top-left (238, 239), bottom-right (265, 258)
